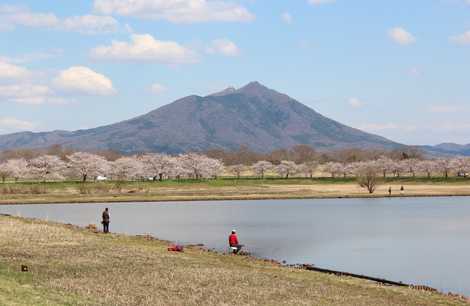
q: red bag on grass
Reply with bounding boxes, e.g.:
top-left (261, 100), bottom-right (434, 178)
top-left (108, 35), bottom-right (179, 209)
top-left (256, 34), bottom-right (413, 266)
top-left (168, 244), bottom-right (184, 252)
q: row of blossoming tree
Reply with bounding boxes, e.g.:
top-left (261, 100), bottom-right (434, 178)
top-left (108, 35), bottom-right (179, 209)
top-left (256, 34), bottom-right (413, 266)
top-left (0, 153), bottom-right (223, 182)
top-left (251, 157), bottom-right (470, 179)
top-left (0, 152), bottom-right (469, 182)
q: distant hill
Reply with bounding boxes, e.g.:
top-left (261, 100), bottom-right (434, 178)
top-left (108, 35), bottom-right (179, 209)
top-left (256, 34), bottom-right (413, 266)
top-left (0, 81), bottom-right (404, 154)
top-left (419, 143), bottom-right (470, 157)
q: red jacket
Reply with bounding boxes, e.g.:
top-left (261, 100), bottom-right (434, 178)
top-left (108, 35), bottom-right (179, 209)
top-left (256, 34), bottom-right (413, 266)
top-left (229, 234), bottom-right (239, 246)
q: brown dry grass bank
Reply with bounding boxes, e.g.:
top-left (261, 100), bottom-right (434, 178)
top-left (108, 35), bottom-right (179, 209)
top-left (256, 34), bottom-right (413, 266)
top-left (0, 216), bottom-right (468, 305)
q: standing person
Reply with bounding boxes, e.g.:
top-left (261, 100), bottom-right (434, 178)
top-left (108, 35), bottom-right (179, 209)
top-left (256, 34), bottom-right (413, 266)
top-left (102, 208), bottom-right (110, 233)
top-left (388, 186), bottom-right (392, 196)
top-left (400, 185), bottom-right (405, 195)
top-left (228, 230), bottom-right (243, 254)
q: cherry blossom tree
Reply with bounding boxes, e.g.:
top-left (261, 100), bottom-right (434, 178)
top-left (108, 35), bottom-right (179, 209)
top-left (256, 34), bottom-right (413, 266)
top-left (341, 163), bottom-right (356, 178)
top-left (322, 162), bottom-right (343, 178)
top-left (417, 160), bottom-right (437, 178)
top-left (376, 156), bottom-right (395, 178)
top-left (348, 162), bottom-right (364, 177)
top-left (435, 158), bottom-right (452, 179)
top-left (303, 161), bottom-right (319, 178)
top-left (168, 158), bottom-right (189, 179)
top-left (229, 164), bottom-right (245, 179)
top-left (110, 156), bottom-right (144, 181)
top-left (297, 161), bottom-right (319, 178)
top-left (252, 161), bottom-right (273, 179)
top-left (275, 161), bottom-right (298, 179)
top-left (3, 158), bottom-right (29, 182)
top-left (28, 155), bottom-right (67, 182)
top-left (0, 162), bottom-right (10, 182)
top-left (178, 153), bottom-right (220, 179)
top-left (140, 153), bottom-right (175, 181)
top-left (178, 153), bottom-right (202, 179)
top-left (450, 157), bottom-right (470, 177)
top-left (401, 158), bottom-right (419, 177)
top-left (67, 152), bottom-right (110, 182)
top-left (390, 160), bottom-right (407, 178)
top-left (204, 158), bottom-right (224, 178)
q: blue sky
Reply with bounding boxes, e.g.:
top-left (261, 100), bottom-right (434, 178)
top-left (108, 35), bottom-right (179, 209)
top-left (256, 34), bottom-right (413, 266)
top-left (1, 0), bottom-right (470, 146)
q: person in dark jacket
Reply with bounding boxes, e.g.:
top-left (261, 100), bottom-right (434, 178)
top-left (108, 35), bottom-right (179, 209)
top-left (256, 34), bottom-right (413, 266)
top-left (228, 230), bottom-right (243, 254)
top-left (102, 208), bottom-right (110, 233)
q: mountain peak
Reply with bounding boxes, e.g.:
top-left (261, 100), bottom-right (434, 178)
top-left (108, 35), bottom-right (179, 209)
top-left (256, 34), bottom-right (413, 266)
top-left (208, 86), bottom-right (237, 97)
top-left (207, 81), bottom-right (278, 99)
top-left (238, 81), bottom-right (270, 93)
top-left (236, 81), bottom-right (292, 103)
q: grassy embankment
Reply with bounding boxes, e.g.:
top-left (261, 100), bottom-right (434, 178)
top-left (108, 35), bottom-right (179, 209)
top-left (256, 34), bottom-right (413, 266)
top-left (0, 177), bottom-right (470, 204)
top-left (0, 215), bottom-right (467, 306)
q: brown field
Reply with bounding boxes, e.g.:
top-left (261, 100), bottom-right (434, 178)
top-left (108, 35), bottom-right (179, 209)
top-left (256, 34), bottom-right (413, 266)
top-left (0, 216), bottom-right (468, 306)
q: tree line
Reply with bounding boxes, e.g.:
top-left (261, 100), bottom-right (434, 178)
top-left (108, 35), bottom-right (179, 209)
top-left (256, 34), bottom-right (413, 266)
top-left (0, 147), bottom-right (469, 183)
top-left (0, 152), bottom-right (224, 183)
top-left (205, 144), bottom-right (424, 165)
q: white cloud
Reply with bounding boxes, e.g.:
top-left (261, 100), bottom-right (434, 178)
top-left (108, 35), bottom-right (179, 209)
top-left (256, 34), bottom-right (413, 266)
top-left (206, 38), bottom-right (240, 56)
top-left (348, 97), bottom-right (364, 108)
top-left (0, 5), bottom-right (118, 34)
top-left (0, 5), bottom-right (59, 30)
top-left (281, 12), bottom-right (293, 24)
top-left (0, 60), bottom-right (31, 80)
top-left (308, 0), bottom-right (336, 5)
top-left (93, 0), bottom-right (255, 23)
top-left (1, 49), bottom-right (63, 64)
top-left (0, 83), bottom-right (55, 105)
top-left (150, 83), bottom-right (166, 94)
top-left (53, 66), bottom-right (115, 96)
top-left (0, 61), bottom-right (115, 105)
top-left (0, 117), bottom-right (35, 132)
top-left (388, 27), bottom-right (415, 45)
top-left (62, 15), bottom-right (119, 34)
top-left (450, 30), bottom-right (470, 45)
top-left (0, 61), bottom-right (70, 105)
top-left (91, 34), bottom-right (198, 64)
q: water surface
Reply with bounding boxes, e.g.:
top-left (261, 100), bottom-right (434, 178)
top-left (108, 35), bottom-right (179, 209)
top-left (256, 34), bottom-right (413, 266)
top-left (2, 197), bottom-right (470, 296)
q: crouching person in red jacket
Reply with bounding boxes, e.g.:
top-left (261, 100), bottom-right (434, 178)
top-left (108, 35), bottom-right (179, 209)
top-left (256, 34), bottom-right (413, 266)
top-left (229, 230), bottom-right (243, 254)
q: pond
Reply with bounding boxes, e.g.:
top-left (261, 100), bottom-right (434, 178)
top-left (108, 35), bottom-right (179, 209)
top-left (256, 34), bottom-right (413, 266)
top-left (2, 197), bottom-right (470, 296)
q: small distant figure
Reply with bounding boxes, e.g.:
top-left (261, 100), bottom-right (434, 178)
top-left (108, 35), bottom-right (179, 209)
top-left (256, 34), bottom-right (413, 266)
top-left (400, 185), bottom-right (405, 195)
top-left (388, 186), bottom-right (392, 196)
top-left (229, 229), bottom-right (243, 254)
top-left (102, 208), bottom-right (110, 233)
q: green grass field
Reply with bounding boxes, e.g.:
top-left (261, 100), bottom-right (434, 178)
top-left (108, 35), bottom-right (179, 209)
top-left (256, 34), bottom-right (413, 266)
top-left (0, 177), bottom-right (469, 205)
top-left (1, 176), bottom-right (469, 188)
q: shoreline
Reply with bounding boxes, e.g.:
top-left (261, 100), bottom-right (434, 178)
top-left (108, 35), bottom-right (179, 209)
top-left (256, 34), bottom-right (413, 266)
top-left (1, 192), bottom-right (470, 205)
top-left (0, 215), bottom-right (468, 305)
top-left (0, 213), bottom-right (462, 294)
top-left (2, 214), bottom-right (469, 303)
